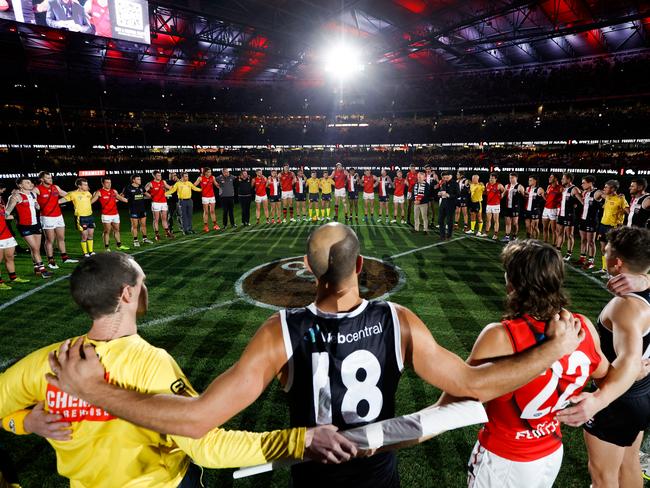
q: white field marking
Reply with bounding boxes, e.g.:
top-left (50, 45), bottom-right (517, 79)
top-left (566, 264), bottom-right (610, 292)
top-left (234, 256), bottom-right (406, 311)
top-left (389, 236), bottom-right (467, 259)
top-left (0, 224), bottom-right (321, 311)
top-left (0, 222), bottom-right (419, 311)
top-left (473, 236), bottom-right (610, 293)
top-left (139, 299), bottom-right (241, 329)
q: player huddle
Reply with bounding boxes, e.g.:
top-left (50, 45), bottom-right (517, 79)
top-left (0, 221), bottom-right (649, 488)
top-left (462, 172), bottom-right (649, 279)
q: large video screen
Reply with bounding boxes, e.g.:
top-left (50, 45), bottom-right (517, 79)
top-left (0, 0), bottom-right (150, 44)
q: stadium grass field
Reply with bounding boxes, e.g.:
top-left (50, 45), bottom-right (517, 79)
top-left (0, 205), bottom-right (615, 488)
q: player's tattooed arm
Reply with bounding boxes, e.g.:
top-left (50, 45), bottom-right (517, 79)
top-left (398, 305), bottom-right (584, 403)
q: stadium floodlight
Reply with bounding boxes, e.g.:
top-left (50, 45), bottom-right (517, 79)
top-left (323, 43), bottom-right (365, 79)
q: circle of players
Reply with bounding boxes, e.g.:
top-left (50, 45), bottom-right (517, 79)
top-left (0, 163), bottom-right (648, 290)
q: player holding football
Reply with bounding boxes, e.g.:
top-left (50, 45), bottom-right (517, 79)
top-left (194, 168), bottom-right (220, 232)
top-left (91, 177), bottom-right (130, 252)
top-left (145, 171), bottom-right (173, 241)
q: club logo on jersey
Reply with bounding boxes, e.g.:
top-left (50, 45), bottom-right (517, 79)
top-left (236, 256), bottom-right (404, 310)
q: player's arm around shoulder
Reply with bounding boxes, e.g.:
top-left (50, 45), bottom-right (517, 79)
top-left (396, 304), bottom-right (584, 402)
top-left (557, 304), bottom-right (643, 426)
top-left (47, 314), bottom-right (290, 439)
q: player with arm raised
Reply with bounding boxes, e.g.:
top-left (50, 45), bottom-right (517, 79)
top-left (145, 170), bottom-right (173, 241)
top-left (48, 223), bottom-right (583, 488)
top-left (91, 177), bottom-right (130, 251)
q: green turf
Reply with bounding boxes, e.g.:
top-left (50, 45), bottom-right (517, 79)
top-left (0, 204), bottom-right (613, 487)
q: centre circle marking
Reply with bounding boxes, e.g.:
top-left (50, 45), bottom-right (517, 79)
top-left (235, 255), bottom-right (405, 311)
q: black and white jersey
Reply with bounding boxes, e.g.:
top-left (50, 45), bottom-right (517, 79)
top-left (524, 186), bottom-right (542, 212)
top-left (559, 184), bottom-right (578, 218)
top-left (580, 189), bottom-right (601, 223)
top-left (628, 194), bottom-right (650, 229)
top-left (597, 290), bottom-right (650, 396)
top-left (502, 183), bottom-right (521, 210)
top-left (281, 299), bottom-right (403, 487)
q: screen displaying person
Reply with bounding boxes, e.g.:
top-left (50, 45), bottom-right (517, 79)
top-left (46, 0), bottom-right (94, 34)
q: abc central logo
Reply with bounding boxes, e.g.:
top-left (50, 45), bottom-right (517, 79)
top-left (236, 256), bottom-right (404, 310)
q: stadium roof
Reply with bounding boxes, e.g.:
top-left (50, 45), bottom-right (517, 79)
top-left (1, 0), bottom-right (649, 82)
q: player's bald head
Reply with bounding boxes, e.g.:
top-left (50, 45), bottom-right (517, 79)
top-left (306, 223), bottom-right (360, 285)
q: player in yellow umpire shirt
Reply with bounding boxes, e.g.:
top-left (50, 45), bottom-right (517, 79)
top-left (166, 172), bottom-right (203, 234)
top-left (59, 178), bottom-right (95, 258)
top-left (0, 253), bottom-right (356, 488)
top-left (596, 179), bottom-right (630, 275)
top-left (306, 170), bottom-right (321, 220)
top-left (319, 170), bottom-right (335, 220)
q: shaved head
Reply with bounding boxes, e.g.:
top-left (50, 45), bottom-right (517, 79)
top-left (306, 223), bottom-right (360, 285)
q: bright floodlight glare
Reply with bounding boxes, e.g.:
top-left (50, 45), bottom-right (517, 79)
top-left (323, 44), bottom-right (365, 79)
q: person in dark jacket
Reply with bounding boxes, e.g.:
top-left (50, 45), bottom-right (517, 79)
top-left (438, 172), bottom-right (460, 240)
top-left (238, 170), bottom-right (253, 226)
